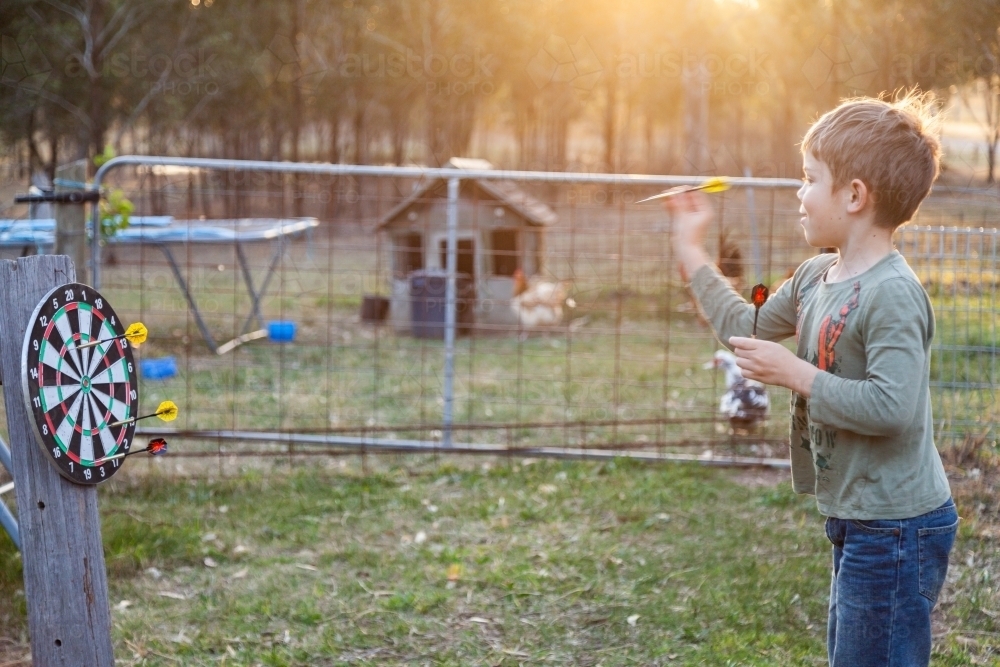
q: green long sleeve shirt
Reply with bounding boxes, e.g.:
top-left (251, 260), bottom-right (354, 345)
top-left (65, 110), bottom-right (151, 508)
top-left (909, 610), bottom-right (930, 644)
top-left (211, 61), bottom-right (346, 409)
top-left (689, 250), bottom-right (951, 519)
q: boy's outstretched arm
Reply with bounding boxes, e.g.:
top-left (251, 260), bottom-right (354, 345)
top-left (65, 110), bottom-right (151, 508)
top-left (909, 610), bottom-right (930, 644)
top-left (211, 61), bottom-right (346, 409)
top-left (666, 189), bottom-right (716, 281)
top-left (667, 191), bottom-right (798, 346)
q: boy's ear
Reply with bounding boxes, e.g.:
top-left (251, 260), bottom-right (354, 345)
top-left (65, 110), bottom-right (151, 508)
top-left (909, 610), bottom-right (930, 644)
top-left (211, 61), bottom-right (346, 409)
top-left (846, 178), bottom-right (870, 213)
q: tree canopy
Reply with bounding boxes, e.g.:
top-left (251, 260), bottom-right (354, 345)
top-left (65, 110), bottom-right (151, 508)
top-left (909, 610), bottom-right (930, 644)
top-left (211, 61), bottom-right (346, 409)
top-left (2, 0), bottom-right (998, 182)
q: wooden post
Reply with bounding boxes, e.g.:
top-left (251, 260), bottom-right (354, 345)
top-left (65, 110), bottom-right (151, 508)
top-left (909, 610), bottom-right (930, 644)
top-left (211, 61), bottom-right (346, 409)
top-left (0, 256), bottom-right (114, 666)
top-left (55, 159), bottom-right (89, 286)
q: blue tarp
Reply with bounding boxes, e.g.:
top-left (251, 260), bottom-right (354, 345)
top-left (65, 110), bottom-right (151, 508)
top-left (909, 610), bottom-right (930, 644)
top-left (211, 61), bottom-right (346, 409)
top-left (0, 217), bottom-right (317, 249)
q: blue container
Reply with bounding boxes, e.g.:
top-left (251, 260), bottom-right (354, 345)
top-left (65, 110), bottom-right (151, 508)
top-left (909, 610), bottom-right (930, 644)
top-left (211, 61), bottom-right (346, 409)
top-left (267, 320), bottom-right (297, 343)
top-left (140, 356), bottom-right (177, 380)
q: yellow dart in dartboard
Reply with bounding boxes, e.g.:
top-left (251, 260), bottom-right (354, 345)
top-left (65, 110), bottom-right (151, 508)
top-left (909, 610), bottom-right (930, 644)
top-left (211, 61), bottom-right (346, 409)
top-left (124, 322), bottom-right (148, 346)
top-left (637, 177), bottom-right (730, 203)
top-left (154, 400), bottom-right (178, 422)
top-left (77, 321), bottom-right (148, 349)
top-left (109, 400), bottom-right (178, 428)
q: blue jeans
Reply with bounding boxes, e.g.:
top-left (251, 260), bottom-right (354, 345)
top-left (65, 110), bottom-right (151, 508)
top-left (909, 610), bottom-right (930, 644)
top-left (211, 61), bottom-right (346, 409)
top-left (825, 499), bottom-right (959, 667)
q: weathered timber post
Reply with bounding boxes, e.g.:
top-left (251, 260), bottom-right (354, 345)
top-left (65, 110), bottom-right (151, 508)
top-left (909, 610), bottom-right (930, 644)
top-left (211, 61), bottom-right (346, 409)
top-left (0, 255), bottom-right (114, 666)
top-left (54, 160), bottom-right (90, 285)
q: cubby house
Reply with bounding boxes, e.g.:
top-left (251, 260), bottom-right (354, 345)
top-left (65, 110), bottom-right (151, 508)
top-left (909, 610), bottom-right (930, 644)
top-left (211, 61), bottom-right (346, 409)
top-left (378, 158), bottom-right (557, 332)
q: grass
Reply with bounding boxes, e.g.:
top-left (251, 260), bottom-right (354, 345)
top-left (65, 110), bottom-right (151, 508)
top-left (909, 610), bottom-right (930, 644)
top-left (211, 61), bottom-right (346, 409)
top-left (1, 457), bottom-right (998, 665)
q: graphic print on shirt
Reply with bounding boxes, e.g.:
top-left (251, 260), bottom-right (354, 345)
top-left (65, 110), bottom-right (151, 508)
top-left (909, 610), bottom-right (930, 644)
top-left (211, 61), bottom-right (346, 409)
top-left (803, 281), bottom-right (862, 482)
top-left (812, 281), bottom-right (862, 375)
top-left (791, 393), bottom-right (811, 453)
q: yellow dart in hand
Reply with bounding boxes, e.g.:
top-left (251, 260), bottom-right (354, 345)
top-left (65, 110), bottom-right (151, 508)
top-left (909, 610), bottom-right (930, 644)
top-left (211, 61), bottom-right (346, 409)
top-left (108, 400), bottom-right (178, 428)
top-left (637, 177), bottom-right (730, 203)
top-left (77, 322), bottom-right (148, 349)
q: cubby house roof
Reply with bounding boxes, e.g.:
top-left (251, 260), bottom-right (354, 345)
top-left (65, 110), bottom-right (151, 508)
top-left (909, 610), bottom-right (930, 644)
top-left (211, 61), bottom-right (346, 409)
top-left (377, 158), bottom-right (558, 230)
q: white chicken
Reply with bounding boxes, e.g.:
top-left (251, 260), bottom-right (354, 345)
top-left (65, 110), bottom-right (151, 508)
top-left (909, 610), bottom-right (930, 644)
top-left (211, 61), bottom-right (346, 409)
top-left (510, 268), bottom-right (573, 329)
top-left (703, 350), bottom-right (770, 430)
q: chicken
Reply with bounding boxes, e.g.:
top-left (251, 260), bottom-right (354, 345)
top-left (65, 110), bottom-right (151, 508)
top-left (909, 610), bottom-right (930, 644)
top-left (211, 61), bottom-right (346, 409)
top-left (717, 229), bottom-right (744, 292)
top-left (512, 266), bottom-right (529, 299)
top-left (703, 350), bottom-right (769, 430)
top-left (510, 268), bottom-right (572, 329)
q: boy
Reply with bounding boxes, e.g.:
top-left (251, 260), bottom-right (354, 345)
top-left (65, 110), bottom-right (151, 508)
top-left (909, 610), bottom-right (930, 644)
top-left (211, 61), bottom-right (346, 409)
top-left (667, 93), bottom-right (957, 667)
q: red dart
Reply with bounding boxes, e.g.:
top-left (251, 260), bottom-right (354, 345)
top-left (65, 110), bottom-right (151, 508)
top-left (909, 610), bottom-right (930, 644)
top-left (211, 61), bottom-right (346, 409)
top-left (751, 283), bottom-right (769, 338)
top-left (146, 438), bottom-right (169, 456)
top-left (96, 438), bottom-right (169, 464)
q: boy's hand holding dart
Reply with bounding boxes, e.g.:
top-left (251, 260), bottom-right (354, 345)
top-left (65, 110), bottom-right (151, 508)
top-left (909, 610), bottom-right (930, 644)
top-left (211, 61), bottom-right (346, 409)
top-left (663, 189), bottom-right (819, 396)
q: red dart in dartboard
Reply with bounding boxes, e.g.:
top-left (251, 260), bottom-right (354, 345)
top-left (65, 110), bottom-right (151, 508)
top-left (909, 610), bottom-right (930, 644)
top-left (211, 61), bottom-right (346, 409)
top-left (96, 438), bottom-right (169, 464)
top-left (751, 283), bottom-right (769, 338)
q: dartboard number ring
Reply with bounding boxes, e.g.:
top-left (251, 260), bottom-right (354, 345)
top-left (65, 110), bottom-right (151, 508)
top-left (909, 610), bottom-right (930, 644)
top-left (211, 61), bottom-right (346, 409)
top-left (21, 283), bottom-right (139, 484)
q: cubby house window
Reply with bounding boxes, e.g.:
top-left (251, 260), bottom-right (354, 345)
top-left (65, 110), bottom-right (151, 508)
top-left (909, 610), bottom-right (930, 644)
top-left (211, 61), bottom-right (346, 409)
top-left (395, 232), bottom-right (423, 276)
top-left (438, 239), bottom-right (475, 276)
top-left (490, 229), bottom-right (519, 276)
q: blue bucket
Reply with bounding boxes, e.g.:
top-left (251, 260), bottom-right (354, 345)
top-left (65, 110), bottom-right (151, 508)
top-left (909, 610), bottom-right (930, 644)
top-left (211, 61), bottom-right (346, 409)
top-left (267, 321), bottom-right (297, 343)
top-left (140, 356), bottom-right (177, 380)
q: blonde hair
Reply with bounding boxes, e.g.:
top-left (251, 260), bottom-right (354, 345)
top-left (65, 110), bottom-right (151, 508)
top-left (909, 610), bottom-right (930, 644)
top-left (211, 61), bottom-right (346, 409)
top-left (801, 90), bottom-right (942, 229)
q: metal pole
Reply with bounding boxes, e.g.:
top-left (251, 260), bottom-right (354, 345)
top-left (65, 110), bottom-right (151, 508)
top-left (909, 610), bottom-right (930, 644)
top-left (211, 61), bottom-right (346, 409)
top-left (54, 160), bottom-right (90, 286)
top-left (0, 436), bottom-right (18, 549)
top-left (136, 426), bottom-right (792, 469)
top-left (0, 491), bottom-right (19, 550)
top-left (90, 185), bottom-right (101, 288)
top-left (744, 166), bottom-right (762, 283)
top-left (442, 177), bottom-right (460, 448)
top-left (0, 436), bottom-right (12, 473)
top-left (91, 155), bottom-right (805, 188)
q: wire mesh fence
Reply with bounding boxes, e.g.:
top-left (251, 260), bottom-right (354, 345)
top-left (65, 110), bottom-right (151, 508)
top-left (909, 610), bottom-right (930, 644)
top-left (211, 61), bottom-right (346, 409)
top-left (1, 158), bottom-right (997, 477)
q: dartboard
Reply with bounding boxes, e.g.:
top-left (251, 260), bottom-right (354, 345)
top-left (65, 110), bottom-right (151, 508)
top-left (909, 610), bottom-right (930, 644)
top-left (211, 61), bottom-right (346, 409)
top-left (20, 283), bottom-right (139, 484)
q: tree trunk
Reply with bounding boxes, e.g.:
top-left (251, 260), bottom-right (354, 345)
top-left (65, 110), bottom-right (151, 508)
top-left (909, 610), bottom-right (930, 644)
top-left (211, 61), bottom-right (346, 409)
top-left (602, 68), bottom-right (618, 172)
top-left (291, 0), bottom-right (304, 215)
top-left (987, 140), bottom-right (996, 185)
top-left (644, 112), bottom-right (654, 173)
top-left (88, 0), bottom-right (107, 160)
top-left (683, 66), bottom-right (709, 174)
top-left (326, 115), bottom-right (341, 220)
